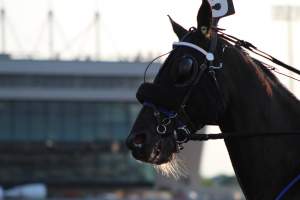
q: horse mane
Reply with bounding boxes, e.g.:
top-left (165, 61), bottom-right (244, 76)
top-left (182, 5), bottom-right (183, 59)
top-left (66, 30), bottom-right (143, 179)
top-left (251, 57), bottom-right (300, 101)
top-left (238, 48), bottom-right (299, 101)
top-left (225, 44), bottom-right (273, 96)
top-left (222, 40), bottom-right (299, 101)
top-left (246, 55), bottom-right (273, 96)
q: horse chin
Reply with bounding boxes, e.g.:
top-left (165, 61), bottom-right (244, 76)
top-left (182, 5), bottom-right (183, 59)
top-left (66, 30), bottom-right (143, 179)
top-left (146, 138), bottom-right (187, 179)
top-left (152, 153), bottom-right (187, 179)
top-left (147, 139), bottom-right (176, 165)
top-left (131, 138), bottom-right (187, 179)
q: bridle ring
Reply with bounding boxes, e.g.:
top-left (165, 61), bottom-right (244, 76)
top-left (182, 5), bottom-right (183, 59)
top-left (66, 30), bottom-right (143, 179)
top-left (174, 127), bottom-right (190, 144)
top-left (157, 125), bottom-right (167, 135)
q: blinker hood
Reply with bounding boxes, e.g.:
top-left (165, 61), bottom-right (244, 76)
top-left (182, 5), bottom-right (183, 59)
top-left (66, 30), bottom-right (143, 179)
top-left (136, 83), bottom-right (188, 111)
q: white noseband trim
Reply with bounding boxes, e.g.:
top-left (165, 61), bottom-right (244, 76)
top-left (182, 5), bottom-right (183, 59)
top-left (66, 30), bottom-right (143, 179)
top-left (173, 41), bottom-right (214, 61)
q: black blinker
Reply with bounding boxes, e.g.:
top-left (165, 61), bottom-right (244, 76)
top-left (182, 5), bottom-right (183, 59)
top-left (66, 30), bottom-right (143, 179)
top-left (178, 57), bottom-right (194, 76)
top-left (175, 56), bottom-right (197, 86)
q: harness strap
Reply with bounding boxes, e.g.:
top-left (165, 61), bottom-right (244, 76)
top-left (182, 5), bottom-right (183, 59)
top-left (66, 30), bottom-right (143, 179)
top-left (276, 173), bottom-right (300, 200)
top-left (218, 31), bottom-right (300, 76)
top-left (208, 29), bottom-right (218, 68)
top-left (189, 132), bottom-right (300, 141)
top-left (172, 38), bottom-right (217, 132)
top-left (143, 102), bottom-right (176, 118)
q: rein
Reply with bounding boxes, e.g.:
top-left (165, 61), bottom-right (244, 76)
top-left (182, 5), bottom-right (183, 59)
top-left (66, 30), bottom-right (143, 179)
top-left (189, 131), bottom-right (300, 141)
top-left (218, 30), bottom-right (300, 76)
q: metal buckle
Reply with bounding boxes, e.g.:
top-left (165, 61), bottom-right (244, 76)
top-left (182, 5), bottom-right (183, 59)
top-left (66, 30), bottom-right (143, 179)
top-left (174, 126), bottom-right (190, 144)
top-left (157, 125), bottom-right (167, 135)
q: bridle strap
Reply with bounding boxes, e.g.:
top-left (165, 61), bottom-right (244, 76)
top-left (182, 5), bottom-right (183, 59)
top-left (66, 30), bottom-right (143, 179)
top-left (189, 131), bottom-right (300, 141)
top-left (173, 42), bottom-right (215, 62)
top-left (218, 31), bottom-right (300, 76)
top-left (171, 30), bottom-right (223, 133)
top-left (179, 62), bottom-right (208, 131)
top-left (208, 29), bottom-right (218, 67)
top-left (143, 29), bottom-right (224, 146)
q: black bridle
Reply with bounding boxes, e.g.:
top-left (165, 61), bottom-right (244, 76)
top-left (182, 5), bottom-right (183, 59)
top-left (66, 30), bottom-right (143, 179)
top-left (141, 28), bottom-right (225, 150)
top-left (140, 27), bottom-right (300, 150)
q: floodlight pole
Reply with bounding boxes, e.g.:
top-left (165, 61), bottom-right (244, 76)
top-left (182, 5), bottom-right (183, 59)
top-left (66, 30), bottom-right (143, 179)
top-left (0, 7), bottom-right (5, 54)
top-left (272, 5), bottom-right (300, 91)
top-left (48, 9), bottom-right (54, 59)
top-left (94, 11), bottom-right (100, 60)
top-left (287, 6), bottom-right (295, 91)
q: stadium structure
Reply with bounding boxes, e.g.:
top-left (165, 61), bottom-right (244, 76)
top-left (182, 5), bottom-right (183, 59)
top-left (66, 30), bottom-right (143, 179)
top-left (0, 3), bottom-right (233, 198)
top-left (0, 54), bottom-right (203, 197)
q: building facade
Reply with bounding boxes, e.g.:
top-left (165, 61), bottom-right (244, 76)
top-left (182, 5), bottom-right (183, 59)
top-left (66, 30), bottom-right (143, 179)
top-left (0, 57), bottom-right (202, 193)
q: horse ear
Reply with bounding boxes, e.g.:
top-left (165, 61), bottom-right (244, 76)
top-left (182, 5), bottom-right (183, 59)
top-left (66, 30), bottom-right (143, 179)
top-left (197, 0), bottom-right (212, 36)
top-left (168, 15), bottom-right (188, 40)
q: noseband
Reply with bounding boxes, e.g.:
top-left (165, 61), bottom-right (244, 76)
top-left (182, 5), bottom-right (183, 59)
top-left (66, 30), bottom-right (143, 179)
top-left (139, 29), bottom-right (224, 151)
top-left (143, 102), bottom-right (191, 149)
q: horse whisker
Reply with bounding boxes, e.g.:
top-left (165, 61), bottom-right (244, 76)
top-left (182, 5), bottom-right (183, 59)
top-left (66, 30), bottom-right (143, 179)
top-left (153, 154), bottom-right (188, 180)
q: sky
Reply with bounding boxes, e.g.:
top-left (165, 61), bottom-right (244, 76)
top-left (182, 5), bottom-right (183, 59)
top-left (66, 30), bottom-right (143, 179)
top-left (1, 0), bottom-right (300, 178)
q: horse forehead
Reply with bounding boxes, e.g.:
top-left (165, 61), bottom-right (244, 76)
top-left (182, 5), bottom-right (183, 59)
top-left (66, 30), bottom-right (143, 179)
top-left (184, 33), bottom-right (209, 48)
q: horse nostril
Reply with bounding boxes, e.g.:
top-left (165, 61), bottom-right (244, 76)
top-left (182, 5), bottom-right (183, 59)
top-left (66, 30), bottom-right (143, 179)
top-left (133, 133), bottom-right (146, 148)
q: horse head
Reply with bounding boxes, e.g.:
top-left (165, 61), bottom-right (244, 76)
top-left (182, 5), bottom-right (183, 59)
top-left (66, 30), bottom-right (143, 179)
top-left (126, 0), bottom-right (227, 168)
top-left (126, 0), bottom-right (300, 199)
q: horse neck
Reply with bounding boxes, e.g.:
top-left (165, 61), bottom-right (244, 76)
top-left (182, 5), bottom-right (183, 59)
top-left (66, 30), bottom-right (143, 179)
top-left (218, 46), bottom-right (300, 132)
top-left (216, 46), bottom-right (300, 199)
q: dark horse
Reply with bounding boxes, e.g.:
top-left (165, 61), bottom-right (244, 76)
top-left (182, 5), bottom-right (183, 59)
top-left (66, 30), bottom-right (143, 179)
top-left (126, 0), bottom-right (300, 199)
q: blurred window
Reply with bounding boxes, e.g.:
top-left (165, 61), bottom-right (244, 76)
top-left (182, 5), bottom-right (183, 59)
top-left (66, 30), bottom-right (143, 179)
top-left (0, 101), bottom-right (140, 142)
top-left (0, 102), bottom-right (11, 140)
top-left (0, 100), bottom-right (155, 185)
top-left (0, 74), bottom-right (142, 89)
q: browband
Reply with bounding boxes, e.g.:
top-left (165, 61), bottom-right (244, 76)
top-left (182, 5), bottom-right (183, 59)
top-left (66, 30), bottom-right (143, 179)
top-left (173, 41), bottom-right (215, 61)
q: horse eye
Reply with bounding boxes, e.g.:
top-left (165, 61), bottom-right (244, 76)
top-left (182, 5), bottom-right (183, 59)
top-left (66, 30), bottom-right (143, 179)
top-left (175, 57), bottom-right (195, 85)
